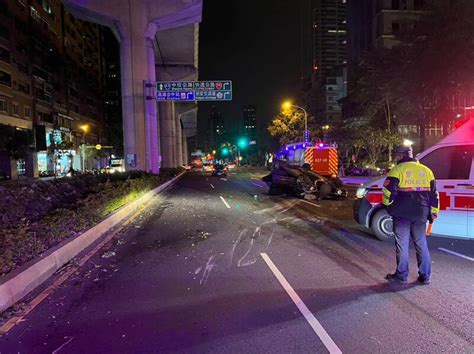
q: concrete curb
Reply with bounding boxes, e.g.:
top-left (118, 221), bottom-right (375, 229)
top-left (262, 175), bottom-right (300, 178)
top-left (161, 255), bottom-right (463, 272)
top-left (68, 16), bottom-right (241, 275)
top-left (0, 171), bottom-right (185, 313)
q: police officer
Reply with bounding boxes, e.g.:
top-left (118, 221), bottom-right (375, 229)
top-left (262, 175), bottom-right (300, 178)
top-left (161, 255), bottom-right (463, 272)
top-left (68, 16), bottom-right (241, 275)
top-left (382, 144), bottom-right (439, 285)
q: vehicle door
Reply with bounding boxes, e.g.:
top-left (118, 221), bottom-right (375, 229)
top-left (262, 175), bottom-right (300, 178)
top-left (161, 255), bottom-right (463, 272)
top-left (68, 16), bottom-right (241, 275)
top-left (418, 144), bottom-right (474, 238)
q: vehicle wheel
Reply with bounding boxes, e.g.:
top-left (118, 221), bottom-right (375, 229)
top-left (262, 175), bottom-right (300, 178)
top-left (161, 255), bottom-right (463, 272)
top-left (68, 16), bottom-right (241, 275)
top-left (371, 209), bottom-right (394, 242)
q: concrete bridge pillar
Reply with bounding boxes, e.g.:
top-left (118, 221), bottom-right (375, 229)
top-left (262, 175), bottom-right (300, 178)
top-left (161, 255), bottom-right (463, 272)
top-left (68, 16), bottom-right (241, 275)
top-left (159, 101), bottom-right (176, 168)
top-left (182, 133), bottom-right (189, 164)
top-left (62, 0), bottom-right (202, 172)
top-left (175, 115), bottom-right (183, 166)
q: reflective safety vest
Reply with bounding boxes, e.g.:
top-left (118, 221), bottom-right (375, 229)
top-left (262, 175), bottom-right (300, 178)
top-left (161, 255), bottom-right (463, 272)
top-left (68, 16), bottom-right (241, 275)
top-left (383, 158), bottom-right (440, 221)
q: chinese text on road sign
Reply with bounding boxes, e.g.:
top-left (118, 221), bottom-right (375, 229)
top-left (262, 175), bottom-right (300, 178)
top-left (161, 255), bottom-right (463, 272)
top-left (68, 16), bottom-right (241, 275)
top-left (156, 81), bottom-right (232, 101)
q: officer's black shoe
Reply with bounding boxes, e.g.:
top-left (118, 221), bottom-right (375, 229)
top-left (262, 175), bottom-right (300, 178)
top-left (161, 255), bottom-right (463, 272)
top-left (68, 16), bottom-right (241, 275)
top-left (385, 273), bottom-right (408, 284)
top-left (417, 276), bottom-right (431, 285)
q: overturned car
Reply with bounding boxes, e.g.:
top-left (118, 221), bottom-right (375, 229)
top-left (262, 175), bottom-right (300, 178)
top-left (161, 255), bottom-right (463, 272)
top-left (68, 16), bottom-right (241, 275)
top-left (262, 161), bottom-right (348, 199)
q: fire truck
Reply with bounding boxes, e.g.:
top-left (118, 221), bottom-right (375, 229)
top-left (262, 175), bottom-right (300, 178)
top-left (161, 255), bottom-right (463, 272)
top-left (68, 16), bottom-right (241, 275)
top-left (279, 142), bottom-right (339, 177)
top-left (354, 118), bottom-right (474, 241)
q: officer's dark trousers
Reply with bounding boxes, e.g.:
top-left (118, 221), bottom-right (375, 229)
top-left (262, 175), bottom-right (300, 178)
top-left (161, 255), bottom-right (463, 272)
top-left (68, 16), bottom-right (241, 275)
top-left (393, 217), bottom-right (431, 280)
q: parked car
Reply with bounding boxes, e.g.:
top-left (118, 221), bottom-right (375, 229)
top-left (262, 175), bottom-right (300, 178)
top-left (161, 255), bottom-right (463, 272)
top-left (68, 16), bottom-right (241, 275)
top-left (262, 161), bottom-right (347, 199)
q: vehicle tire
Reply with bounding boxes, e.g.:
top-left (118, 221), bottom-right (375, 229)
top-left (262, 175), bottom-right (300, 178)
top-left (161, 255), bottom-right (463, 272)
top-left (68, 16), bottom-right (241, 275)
top-left (371, 209), bottom-right (394, 242)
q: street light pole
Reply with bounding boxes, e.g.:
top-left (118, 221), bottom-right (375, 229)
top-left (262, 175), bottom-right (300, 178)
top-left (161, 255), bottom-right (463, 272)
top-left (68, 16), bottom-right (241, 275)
top-left (293, 105), bottom-right (308, 143)
top-left (282, 101), bottom-right (309, 143)
top-left (81, 143), bottom-right (85, 173)
top-left (79, 124), bottom-right (90, 173)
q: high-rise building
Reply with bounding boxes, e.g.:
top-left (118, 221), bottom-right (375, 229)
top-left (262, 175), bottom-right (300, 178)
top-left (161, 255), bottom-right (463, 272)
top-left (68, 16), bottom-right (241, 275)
top-left (103, 29), bottom-right (122, 156)
top-left (347, 0), bottom-right (374, 66)
top-left (312, 0), bottom-right (347, 79)
top-left (208, 105), bottom-right (224, 151)
top-left (242, 105), bottom-right (257, 142)
top-left (346, 0), bottom-right (472, 148)
top-left (311, 0), bottom-right (347, 121)
top-left (0, 0), bottom-right (108, 178)
top-left (373, 0), bottom-right (429, 49)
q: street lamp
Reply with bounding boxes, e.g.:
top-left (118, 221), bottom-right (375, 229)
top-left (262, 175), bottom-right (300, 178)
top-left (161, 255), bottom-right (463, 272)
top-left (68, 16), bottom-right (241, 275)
top-left (79, 124), bottom-right (90, 173)
top-left (282, 100), bottom-right (309, 143)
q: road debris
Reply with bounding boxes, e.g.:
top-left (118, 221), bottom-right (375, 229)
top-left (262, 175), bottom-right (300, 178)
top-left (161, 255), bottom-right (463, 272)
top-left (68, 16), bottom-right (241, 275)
top-left (101, 251), bottom-right (116, 259)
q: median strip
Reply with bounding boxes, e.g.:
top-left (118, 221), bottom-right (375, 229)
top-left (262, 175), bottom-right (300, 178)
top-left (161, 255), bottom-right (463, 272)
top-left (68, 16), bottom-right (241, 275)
top-left (260, 253), bottom-right (342, 354)
top-left (0, 171), bottom-right (185, 314)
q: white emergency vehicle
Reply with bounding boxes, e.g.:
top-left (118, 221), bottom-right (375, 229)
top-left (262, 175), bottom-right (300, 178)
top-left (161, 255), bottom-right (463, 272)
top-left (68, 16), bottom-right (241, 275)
top-left (354, 118), bottom-right (474, 241)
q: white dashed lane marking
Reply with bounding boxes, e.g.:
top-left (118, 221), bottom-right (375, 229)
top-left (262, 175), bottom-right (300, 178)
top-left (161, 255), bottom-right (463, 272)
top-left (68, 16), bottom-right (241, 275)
top-left (260, 253), bottom-right (342, 354)
top-left (438, 248), bottom-right (474, 261)
top-left (220, 196), bottom-right (231, 209)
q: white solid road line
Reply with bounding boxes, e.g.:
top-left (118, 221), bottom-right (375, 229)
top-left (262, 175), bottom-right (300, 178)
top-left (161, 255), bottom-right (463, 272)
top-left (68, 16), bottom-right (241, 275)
top-left (220, 196), bottom-right (231, 209)
top-left (252, 182), bottom-right (265, 188)
top-left (438, 247), bottom-right (474, 261)
top-left (299, 199), bottom-right (322, 208)
top-left (210, 183), bottom-right (215, 189)
top-left (260, 253), bottom-right (342, 354)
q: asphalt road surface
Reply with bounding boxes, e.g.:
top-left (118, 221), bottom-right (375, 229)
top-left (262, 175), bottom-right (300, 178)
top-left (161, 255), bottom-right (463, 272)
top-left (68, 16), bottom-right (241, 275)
top-left (1, 168), bottom-right (473, 353)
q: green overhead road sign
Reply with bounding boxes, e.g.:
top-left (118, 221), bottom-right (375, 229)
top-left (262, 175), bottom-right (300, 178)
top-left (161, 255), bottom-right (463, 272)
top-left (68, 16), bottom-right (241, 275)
top-left (156, 80), bottom-right (232, 101)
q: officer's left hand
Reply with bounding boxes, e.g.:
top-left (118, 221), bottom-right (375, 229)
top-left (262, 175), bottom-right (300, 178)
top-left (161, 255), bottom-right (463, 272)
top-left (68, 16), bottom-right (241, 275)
top-left (428, 213), bottom-right (438, 223)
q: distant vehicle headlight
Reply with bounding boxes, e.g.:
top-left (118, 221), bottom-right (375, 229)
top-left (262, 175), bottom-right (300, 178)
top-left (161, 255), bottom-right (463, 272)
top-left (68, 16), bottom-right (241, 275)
top-left (356, 187), bottom-right (367, 199)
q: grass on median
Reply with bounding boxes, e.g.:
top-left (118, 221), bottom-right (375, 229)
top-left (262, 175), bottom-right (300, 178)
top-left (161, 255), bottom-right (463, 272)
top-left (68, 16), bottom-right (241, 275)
top-left (0, 168), bottom-right (183, 276)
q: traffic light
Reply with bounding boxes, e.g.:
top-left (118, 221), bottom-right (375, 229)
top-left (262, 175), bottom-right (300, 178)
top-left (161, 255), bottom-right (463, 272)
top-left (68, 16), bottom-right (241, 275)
top-left (221, 147), bottom-right (229, 156)
top-left (237, 137), bottom-right (248, 149)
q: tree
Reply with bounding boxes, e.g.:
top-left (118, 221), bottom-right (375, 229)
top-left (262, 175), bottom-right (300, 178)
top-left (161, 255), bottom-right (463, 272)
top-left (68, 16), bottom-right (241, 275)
top-left (267, 109), bottom-right (306, 145)
top-left (327, 121), bottom-right (366, 165)
top-left (361, 128), bottom-right (402, 165)
top-left (347, 1), bottom-right (474, 150)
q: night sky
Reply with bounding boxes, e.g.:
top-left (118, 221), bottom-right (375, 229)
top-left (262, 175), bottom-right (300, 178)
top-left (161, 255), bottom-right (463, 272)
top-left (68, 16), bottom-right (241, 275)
top-left (197, 0), bottom-right (304, 149)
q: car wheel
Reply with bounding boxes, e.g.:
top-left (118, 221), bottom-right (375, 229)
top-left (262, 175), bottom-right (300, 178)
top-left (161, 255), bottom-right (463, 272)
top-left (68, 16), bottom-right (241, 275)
top-left (371, 209), bottom-right (394, 242)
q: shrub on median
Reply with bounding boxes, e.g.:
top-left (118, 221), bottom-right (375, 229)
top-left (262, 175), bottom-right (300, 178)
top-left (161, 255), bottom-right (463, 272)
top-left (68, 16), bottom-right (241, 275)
top-left (0, 168), bottom-right (183, 276)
